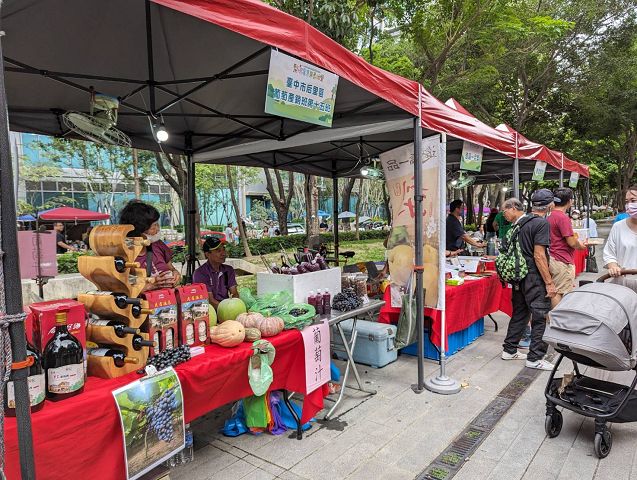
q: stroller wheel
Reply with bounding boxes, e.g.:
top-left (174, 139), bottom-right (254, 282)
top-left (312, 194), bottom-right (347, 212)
top-left (594, 430), bottom-right (612, 458)
top-left (545, 411), bottom-right (563, 438)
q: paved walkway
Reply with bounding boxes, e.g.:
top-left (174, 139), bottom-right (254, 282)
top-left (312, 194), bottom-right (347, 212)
top-left (169, 220), bottom-right (637, 480)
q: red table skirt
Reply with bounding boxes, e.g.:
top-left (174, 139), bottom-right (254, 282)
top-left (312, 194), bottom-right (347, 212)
top-left (4, 330), bottom-right (326, 480)
top-left (378, 274), bottom-right (512, 348)
top-left (574, 248), bottom-right (587, 276)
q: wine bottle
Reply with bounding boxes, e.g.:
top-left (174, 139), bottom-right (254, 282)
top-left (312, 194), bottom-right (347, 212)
top-left (131, 304), bottom-right (153, 318)
top-left (4, 338), bottom-right (45, 416)
top-left (88, 348), bottom-right (139, 368)
top-left (124, 238), bottom-right (151, 248)
top-left (114, 256), bottom-right (140, 273)
top-left (85, 291), bottom-right (141, 309)
top-left (43, 311), bottom-right (84, 401)
top-left (132, 334), bottom-right (155, 350)
top-left (89, 318), bottom-right (139, 338)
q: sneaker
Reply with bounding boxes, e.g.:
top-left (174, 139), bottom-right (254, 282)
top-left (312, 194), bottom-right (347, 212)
top-left (501, 350), bottom-right (527, 360)
top-left (526, 359), bottom-right (555, 371)
top-left (518, 337), bottom-right (531, 349)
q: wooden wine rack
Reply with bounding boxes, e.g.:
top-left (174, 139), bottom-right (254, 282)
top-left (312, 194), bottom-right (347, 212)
top-left (89, 225), bottom-right (149, 263)
top-left (78, 226), bottom-right (152, 379)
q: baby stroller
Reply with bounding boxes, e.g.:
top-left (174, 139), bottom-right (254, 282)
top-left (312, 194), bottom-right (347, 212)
top-left (542, 269), bottom-right (637, 458)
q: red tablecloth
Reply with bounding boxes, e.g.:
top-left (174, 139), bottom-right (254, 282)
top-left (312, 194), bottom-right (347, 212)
top-left (574, 248), bottom-right (587, 276)
top-left (378, 275), bottom-right (512, 348)
top-left (4, 330), bottom-right (326, 480)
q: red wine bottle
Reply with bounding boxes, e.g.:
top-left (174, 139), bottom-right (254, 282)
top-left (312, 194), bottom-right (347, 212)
top-left (89, 318), bottom-right (139, 338)
top-left (114, 256), bottom-right (140, 273)
top-left (88, 348), bottom-right (139, 368)
top-left (43, 312), bottom-right (84, 401)
top-left (132, 334), bottom-right (155, 350)
top-left (85, 291), bottom-right (141, 309)
top-left (4, 337), bottom-right (45, 416)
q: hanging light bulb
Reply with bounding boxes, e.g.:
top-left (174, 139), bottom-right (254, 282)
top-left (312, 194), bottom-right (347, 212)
top-left (155, 120), bottom-right (169, 143)
top-left (502, 186), bottom-right (509, 192)
top-left (360, 166), bottom-right (370, 176)
top-left (450, 179), bottom-right (458, 186)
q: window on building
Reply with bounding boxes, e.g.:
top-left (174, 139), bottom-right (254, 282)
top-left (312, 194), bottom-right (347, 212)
top-left (25, 180), bottom-right (41, 191)
top-left (58, 182), bottom-right (72, 192)
top-left (41, 181), bottom-right (57, 191)
top-left (149, 184), bottom-right (160, 194)
top-left (72, 182), bottom-right (86, 192)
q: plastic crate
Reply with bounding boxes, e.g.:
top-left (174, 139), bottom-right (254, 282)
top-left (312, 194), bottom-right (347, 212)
top-left (401, 317), bottom-right (484, 361)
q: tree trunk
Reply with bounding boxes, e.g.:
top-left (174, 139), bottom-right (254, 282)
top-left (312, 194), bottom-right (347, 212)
top-left (264, 168), bottom-right (294, 235)
top-left (226, 166), bottom-right (251, 257)
top-left (382, 181), bottom-right (390, 225)
top-left (132, 149), bottom-right (141, 199)
top-left (304, 174), bottom-right (320, 243)
top-left (465, 185), bottom-right (475, 225)
top-left (476, 185), bottom-right (486, 229)
top-left (341, 177), bottom-right (356, 231)
top-left (619, 126), bottom-right (637, 206)
top-left (355, 178), bottom-right (363, 240)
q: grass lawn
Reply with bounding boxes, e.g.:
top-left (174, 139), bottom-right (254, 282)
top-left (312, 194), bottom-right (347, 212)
top-left (235, 238), bottom-right (386, 292)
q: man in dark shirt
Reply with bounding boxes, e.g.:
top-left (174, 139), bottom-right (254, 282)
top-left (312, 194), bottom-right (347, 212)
top-left (54, 222), bottom-right (73, 254)
top-left (445, 199), bottom-right (485, 253)
top-left (193, 236), bottom-right (239, 309)
top-left (501, 190), bottom-right (557, 371)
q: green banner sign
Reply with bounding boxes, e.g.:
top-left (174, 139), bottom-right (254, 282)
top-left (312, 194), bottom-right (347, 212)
top-left (264, 50), bottom-right (339, 128)
top-left (460, 141), bottom-right (483, 172)
top-left (569, 171), bottom-right (579, 188)
top-left (532, 161), bottom-right (547, 181)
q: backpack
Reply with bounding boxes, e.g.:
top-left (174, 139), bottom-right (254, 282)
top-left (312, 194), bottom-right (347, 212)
top-left (495, 215), bottom-right (535, 284)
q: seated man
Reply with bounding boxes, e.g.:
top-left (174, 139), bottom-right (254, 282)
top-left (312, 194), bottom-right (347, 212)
top-left (193, 237), bottom-right (239, 309)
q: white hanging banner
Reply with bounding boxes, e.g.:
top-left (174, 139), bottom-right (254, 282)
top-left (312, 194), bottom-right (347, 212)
top-left (264, 49), bottom-right (339, 127)
top-left (532, 161), bottom-right (547, 181)
top-left (460, 141), bottom-right (483, 172)
top-left (380, 135), bottom-right (443, 309)
top-left (569, 171), bottom-right (579, 188)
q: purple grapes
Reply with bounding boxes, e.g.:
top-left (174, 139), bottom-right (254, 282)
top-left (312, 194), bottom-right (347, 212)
top-left (145, 386), bottom-right (179, 443)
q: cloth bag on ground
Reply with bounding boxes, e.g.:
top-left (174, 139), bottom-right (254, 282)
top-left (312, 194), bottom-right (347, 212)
top-left (221, 401), bottom-right (249, 437)
top-left (249, 340), bottom-right (276, 396)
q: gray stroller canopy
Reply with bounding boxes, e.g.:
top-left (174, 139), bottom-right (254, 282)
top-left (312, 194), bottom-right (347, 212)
top-left (547, 283), bottom-right (637, 367)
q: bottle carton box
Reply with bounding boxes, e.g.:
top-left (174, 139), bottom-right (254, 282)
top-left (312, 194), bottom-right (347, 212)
top-left (174, 283), bottom-right (210, 347)
top-left (142, 288), bottom-right (178, 356)
top-left (28, 299), bottom-right (87, 353)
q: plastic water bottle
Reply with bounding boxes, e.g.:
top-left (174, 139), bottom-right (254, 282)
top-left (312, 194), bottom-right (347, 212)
top-left (487, 237), bottom-right (496, 256)
top-left (181, 424), bottom-right (194, 464)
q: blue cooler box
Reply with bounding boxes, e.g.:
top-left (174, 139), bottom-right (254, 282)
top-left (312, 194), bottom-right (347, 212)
top-left (332, 319), bottom-right (397, 368)
top-left (401, 317), bottom-right (485, 360)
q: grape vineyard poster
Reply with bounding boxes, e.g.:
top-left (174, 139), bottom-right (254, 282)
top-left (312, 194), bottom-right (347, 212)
top-left (113, 368), bottom-right (185, 480)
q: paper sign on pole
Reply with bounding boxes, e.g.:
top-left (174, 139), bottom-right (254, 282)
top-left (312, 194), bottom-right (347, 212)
top-left (532, 161), bottom-right (547, 181)
top-left (380, 135), bottom-right (442, 309)
top-left (301, 320), bottom-right (330, 393)
top-left (569, 171), bottom-right (579, 188)
top-left (264, 49), bottom-right (339, 128)
top-left (460, 141), bottom-right (483, 172)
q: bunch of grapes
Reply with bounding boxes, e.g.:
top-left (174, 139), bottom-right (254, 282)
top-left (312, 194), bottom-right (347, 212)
top-left (332, 288), bottom-right (363, 312)
top-left (147, 345), bottom-right (191, 371)
top-left (145, 386), bottom-right (179, 443)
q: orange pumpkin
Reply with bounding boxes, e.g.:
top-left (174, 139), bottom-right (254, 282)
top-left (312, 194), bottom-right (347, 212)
top-left (210, 320), bottom-right (245, 347)
top-left (259, 316), bottom-right (285, 337)
top-left (235, 312), bottom-right (264, 329)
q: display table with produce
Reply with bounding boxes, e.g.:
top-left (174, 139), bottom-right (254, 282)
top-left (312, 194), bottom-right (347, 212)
top-left (3, 330), bottom-right (327, 480)
top-left (378, 274), bottom-right (512, 351)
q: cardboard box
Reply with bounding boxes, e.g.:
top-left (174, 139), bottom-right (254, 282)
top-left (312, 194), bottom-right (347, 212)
top-left (257, 267), bottom-right (342, 303)
top-left (142, 289), bottom-right (178, 356)
top-left (175, 284), bottom-right (210, 347)
top-left (28, 299), bottom-right (87, 353)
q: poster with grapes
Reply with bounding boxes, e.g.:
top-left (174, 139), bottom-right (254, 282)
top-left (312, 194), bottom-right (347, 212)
top-left (112, 368), bottom-right (185, 480)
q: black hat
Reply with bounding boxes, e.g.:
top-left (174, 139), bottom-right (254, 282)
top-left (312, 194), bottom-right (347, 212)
top-left (531, 188), bottom-right (558, 207)
top-left (202, 236), bottom-right (226, 252)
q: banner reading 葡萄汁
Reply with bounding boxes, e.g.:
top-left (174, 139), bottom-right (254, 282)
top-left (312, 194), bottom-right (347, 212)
top-left (264, 50), bottom-right (339, 127)
top-left (380, 135), bottom-right (443, 309)
top-left (460, 141), bottom-right (483, 172)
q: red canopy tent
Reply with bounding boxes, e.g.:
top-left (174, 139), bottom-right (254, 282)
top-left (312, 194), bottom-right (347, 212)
top-left (38, 206), bottom-right (110, 222)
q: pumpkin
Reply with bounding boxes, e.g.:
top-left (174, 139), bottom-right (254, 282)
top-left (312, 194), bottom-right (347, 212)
top-left (244, 327), bottom-right (262, 342)
top-left (259, 316), bottom-right (285, 337)
top-left (210, 320), bottom-right (245, 347)
top-left (235, 311), bottom-right (264, 329)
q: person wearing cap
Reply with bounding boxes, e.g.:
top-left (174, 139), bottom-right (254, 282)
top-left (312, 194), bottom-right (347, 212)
top-left (547, 188), bottom-right (587, 308)
top-left (445, 199), bottom-right (486, 252)
top-left (500, 190), bottom-right (556, 371)
top-left (193, 236), bottom-right (239, 308)
top-left (572, 208), bottom-right (597, 237)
